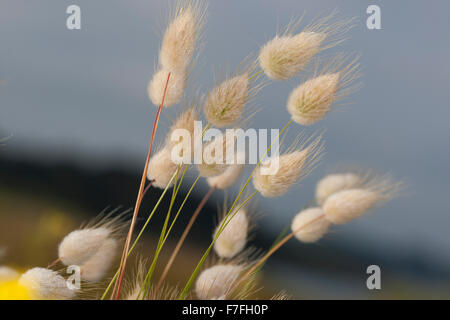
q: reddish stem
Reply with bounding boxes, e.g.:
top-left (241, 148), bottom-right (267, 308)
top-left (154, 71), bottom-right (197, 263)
top-left (112, 72), bottom-right (171, 300)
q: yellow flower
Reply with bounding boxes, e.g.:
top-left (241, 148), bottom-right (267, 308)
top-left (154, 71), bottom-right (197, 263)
top-left (0, 280), bottom-right (30, 300)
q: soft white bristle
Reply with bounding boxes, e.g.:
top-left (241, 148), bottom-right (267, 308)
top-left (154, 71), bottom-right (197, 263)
top-left (207, 163), bottom-right (244, 190)
top-left (315, 173), bottom-right (362, 205)
top-left (58, 227), bottom-right (111, 266)
top-left (196, 134), bottom-right (235, 177)
top-left (19, 268), bottom-right (75, 300)
top-left (204, 74), bottom-right (250, 127)
top-left (0, 266), bottom-right (19, 283)
top-left (78, 238), bottom-right (118, 282)
top-left (214, 209), bottom-right (248, 258)
top-left (195, 264), bottom-right (243, 299)
top-left (291, 207), bottom-right (329, 243)
top-left (287, 55), bottom-right (360, 125)
top-left (148, 69), bottom-right (186, 107)
top-left (147, 147), bottom-right (179, 189)
top-left (253, 135), bottom-right (323, 197)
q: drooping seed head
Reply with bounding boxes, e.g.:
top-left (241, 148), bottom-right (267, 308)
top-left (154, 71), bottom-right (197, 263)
top-left (323, 174), bottom-right (402, 224)
top-left (204, 74), bottom-right (250, 127)
top-left (207, 163), bottom-right (245, 190)
top-left (213, 209), bottom-right (248, 258)
top-left (253, 135), bottom-right (323, 197)
top-left (148, 69), bottom-right (186, 107)
top-left (195, 264), bottom-right (243, 299)
top-left (291, 207), bottom-right (329, 243)
top-left (147, 147), bottom-right (179, 189)
top-left (19, 268), bottom-right (75, 300)
top-left (287, 55), bottom-right (361, 125)
top-left (316, 173), bottom-right (362, 205)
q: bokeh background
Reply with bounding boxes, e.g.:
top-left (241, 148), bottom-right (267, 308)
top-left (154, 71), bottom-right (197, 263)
top-left (1, 0), bottom-right (450, 299)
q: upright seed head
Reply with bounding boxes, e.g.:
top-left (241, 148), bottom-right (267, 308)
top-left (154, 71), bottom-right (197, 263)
top-left (213, 208), bottom-right (248, 258)
top-left (204, 73), bottom-right (250, 127)
top-left (259, 14), bottom-right (354, 80)
top-left (147, 146), bottom-right (179, 189)
top-left (19, 268), bottom-right (75, 300)
top-left (148, 69), bottom-right (186, 107)
top-left (287, 55), bottom-right (361, 125)
top-left (291, 207), bottom-right (329, 243)
top-left (195, 264), bottom-right (243, 299)
top-left (167, 106), bottom-right (198, 160)
top-left (316, 173), bottom-right (362, 205)
top-left (207, 163), bottom-right (245, 190)
top-left (196, 133), bottom-right (235, 177)
top-left (323, 174), bottom-right (403, 224)
top-left (253, 135), bottom-right (323, 197)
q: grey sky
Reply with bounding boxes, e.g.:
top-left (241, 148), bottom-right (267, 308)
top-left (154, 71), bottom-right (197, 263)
top-left (1, 0), bottom-right (450, 268)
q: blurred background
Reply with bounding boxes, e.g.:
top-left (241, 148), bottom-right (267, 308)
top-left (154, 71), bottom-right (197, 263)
top-left (1, 0), bottom-right (450, 299)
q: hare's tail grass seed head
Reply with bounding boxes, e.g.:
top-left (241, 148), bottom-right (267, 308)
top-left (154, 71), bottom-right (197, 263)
top-left (195, 264), bottom-right (244, 300)
top-left (291, 207), bottom-right (330, 243)
top-left (259, 12), bottom-right (356, 80)
top-left (213, 207), bottom-right (249, 259)
top-left (287, 54), bottom-right (361, 125)
top-left (58, 209), bottom-right (128, 282)
top-left (207, 163), bottom-right (245, 190)
top-left (19, 268), bottom-right (76, 300)
top-left (147, 146), bottom-right (180, 189)
top-left (323, 173), bottom-right (403, 224)
top-left (252, 133), bottom-right (324, 197)
top-left (148, 0), bottom-right (207, 107)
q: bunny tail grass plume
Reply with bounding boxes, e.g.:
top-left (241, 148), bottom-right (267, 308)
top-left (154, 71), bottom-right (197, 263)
top-left (291, 207), bottom-right (329, 243)
top-left (147, 146), bottom-right (179, 189)
top-left (58, 209), bottom-right (127, 282)
top-left (259, 13), bottom-right (355, 80)
top-left (204, 64), bottom-right (261, 127)
top-left (19, 268), bottom-right (75, 300)
top-left (213, 208), bottom-right (249, 258)
top-left (148, 69), bottom-right (186, 107)
top-left (0, 266), bottom-right (19, 283)
top-left (207, 163), bottom-right (245, 189)
top-left (195, 264), bottom-right (243, 299)
top-left (287, 54), bottom-right (361, 125)
top-left (253, 134), bottom-right (324, 197)
top-left (159, 0), bottom-right (207, 72)
top-left (323, 174), bottom-right (403, 224)
top-left (316, 172), bottom-right (363, 205)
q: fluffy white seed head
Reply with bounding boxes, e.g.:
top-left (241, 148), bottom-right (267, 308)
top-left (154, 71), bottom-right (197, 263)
top-left (148, 69), bottom-right (186, 107)
top-left (253, 135), bottom-right (323, 197)
top-left (195, 264), bottom-right (243, 299)
top-left (259, 32), bottom-right (325, 80)
top-left (207, 163), bottom-right (244, 190)
top-left (323, 189), bottom-right (377, 224)
top-left (323, 174), bottom-right (402, 224)
top-left (19, 268), bottom-right (75, 300)
top-left (58, 227), bottom-right (111, 266)
top-left (287, 55), bottom-right (361, 125)
top-left (316, 173), bottom-right (362, 205)
top-left (204, 74), bottom-right (250, 127)
top-left (0, 266), bottom-right (19, 283)
top-left (213, 209), bottom-right (248, 258)
top-left (291, 207), bottom-right (329, 243)
top-left (167, 106), bottom-right (198, 161)
top-left (147, 147), bottom-right (179, 189)
top-left (159, 5), bottom-right (202, 72)
top-left (78, 238), bottom-right (118, 282)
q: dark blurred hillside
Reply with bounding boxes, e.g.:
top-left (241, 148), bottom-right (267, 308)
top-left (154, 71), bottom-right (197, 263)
top-left (1, 154), bottom-right (450, 299)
